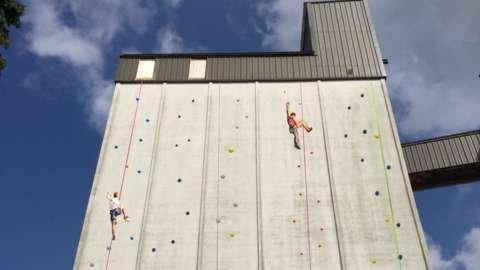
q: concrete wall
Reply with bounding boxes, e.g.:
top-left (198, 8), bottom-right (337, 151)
top-left (74, 80), bottom-right (431, 270)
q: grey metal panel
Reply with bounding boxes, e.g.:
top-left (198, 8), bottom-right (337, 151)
top-left (115, 1), bottom-right (384, 83)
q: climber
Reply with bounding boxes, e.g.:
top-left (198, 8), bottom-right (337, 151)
top-left (286, 102), bottom-right (313, 149)
top-left (107, 192), bottom-right (130, 240)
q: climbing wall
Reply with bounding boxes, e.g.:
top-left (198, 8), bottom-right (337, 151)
top-left (74, 80), bottom-right (431, 270)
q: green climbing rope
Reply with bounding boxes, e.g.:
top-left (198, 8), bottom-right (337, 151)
top-left (370, 85), bottom-right (403, 270)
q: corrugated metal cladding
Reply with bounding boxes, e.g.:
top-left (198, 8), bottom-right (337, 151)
top-left (115, 0), bottom-right (385, 83)
top-left (402, 130), bottom-right (480, 174)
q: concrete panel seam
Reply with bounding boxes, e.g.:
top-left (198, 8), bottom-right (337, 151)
top-left (195, 84), bottom-right (213, 270)
top-left (134, 83), bottom-right (167, 269)
top-left (316, 80), bottom-right (345, 270)
top-left (254, 82), bottom-right (265, 270)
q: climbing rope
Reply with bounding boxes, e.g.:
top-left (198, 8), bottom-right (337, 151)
top-left (370, 86), bottom-right (402, 269)
top-left (105, 82), bottom-right (144, 270)
top-left (299, 84), bottom-right (313, 270)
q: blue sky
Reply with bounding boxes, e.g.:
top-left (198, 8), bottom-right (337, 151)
top-left (0, 0), bottom-right (479, 269)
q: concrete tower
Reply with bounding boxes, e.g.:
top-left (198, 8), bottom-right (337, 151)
top-left (74, 1), bottom-right (432, 269)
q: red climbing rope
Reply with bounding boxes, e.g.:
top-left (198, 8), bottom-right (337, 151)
top-left (299, 84), bottom-right (313, 270)
top-left (105, 82), bottom-right (144, 270)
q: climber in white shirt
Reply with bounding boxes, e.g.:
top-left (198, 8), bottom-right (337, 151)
top-left (107, 192), bottom-right (130, 240)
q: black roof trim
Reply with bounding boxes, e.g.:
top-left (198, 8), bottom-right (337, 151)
top-left (304, 0), bottom-right (363, 5)
top-left (120, 51), bottom-right (315, 59)
top-left (115, 76), bottom-right (386, 84)
top-left (402, 130), bottom-right (480, 146)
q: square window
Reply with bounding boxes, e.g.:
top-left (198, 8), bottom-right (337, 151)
top-left (135, 60), bottom-right (155, 80)
top-left (188, 59), bottom-right (206, 79)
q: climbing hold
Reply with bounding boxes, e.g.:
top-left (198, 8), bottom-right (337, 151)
top-left (130, 236), bottom-right (134, 240)
top-left (178, 115), bottom-right (181, 119)
top-left (175, 144), bottom-right (179, 147)
top-left (310, 151), bottom-right (314, 155)
top-left (89, 262), bottom-right (95, 267)
top-left (187, 139), bottom-right (191, 142)
top-left (145, 118), bottom-right (150, 122)
top-left (298, 193), bottom-right (302, 196)
top-left (114, 145), bottom-right (118, 149)
top-left (292, 219), bottom-right (297, 223)
top-left (137, 170), bottom-right (142, 174)
top-left (235, 126), bottom-right (239, 129)
top-left (191, 99), bottom-right (195, 103)
top-left (236, 99), bottom-right (240, 103)
top-left (362, 129), bottom-right (367, 134)
top-left (139, 138), bottom-right (143, 142)
top-left (283, 90), bottom-right (286, 94)
top-left (171, 240), bottom-right (175, 244)
top-left (398, 254), bottom-right (403, 260)
top-left (317, 200), bottom-right (320, 203)
top-left (300, 252), bottom-right (304, 256)
top-left (360, 158), bottom-right (365, 162)
top-left (347, 106), bottom-right (351, 110)
top-left (220, 175), bottom-right (226, 179)
top-left (297, 165), bottom-right (301, 168)
top-left (320, 228), bottom-right (324, 231)
top-left (360, 94), bottom-right (364, 98)
top-left (370, 259), bottom-right (377, 264)
top-left (245, 115), bottom-right (249, 119)
top-left (177, 178), bottom-right (182, 183)
top-left (136, 97), bottom-right (140, 101)
top-left (216, 218), bottom-right (221, 224)
top-left (374, 133), bottom-right (380, 139)
top-left (233, 203), bottom-right (238, 207)
top-left (152, 248), bottom-right (156, 252)
top-left (396, 222), bottom-right (401, 228)
top-left (229, 233), bottom-right (235, 238)
top-left (186, 211), bottom-right (190, 215)
top-left (385, 218), bottom-right (390, 223)
top-left (386, 165), bottom-right (391, 170)
top-left (344, 134), bottom-right (348, 138)
top-left (375, 191), bottom-right (380, 196)
top-left (228, 148), bottom-right (234, 153)
top-left (318, 244), bottom-right (322, 248)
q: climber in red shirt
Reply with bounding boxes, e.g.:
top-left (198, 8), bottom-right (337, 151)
top-left (286, 102), bottom-right (312, 149)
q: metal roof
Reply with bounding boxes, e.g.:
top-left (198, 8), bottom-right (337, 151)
top-left (402, 130), bottom-right (480, 190)
top-left (115, 0), bottom-right (385, 83)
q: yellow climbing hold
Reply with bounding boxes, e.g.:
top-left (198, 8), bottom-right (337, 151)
top-left (374, 133), bottom-right (381, 139)
top-left (229, 233), bottom-right (235, 238)
top-left (385, 218), bottom-right (390, 223)
top-left (228, 148), bottom-right (234, 153)
top-left (370, 259), bottom-right (377, 264)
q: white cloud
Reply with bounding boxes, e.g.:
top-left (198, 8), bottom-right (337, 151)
top-left (22, 0), bottom-right (160, 133)
top-left (428, 228), bottom-right (480, 270)
top-left (255, 0), bottom-right (304, 50)
top-left (164, 0), bottom-right (183, 8)
top-left (24, 1), bottom-right (102, 67)
top-left (157, 25), bottom-right (185, 53)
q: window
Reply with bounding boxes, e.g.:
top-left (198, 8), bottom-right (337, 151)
top-left (188, 58), bottom-right (206, 80)
top-left (135, 60), bottom-right (155, 80)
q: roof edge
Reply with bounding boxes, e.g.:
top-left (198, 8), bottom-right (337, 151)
top-left (402, 130), bottom-right (480, 146)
